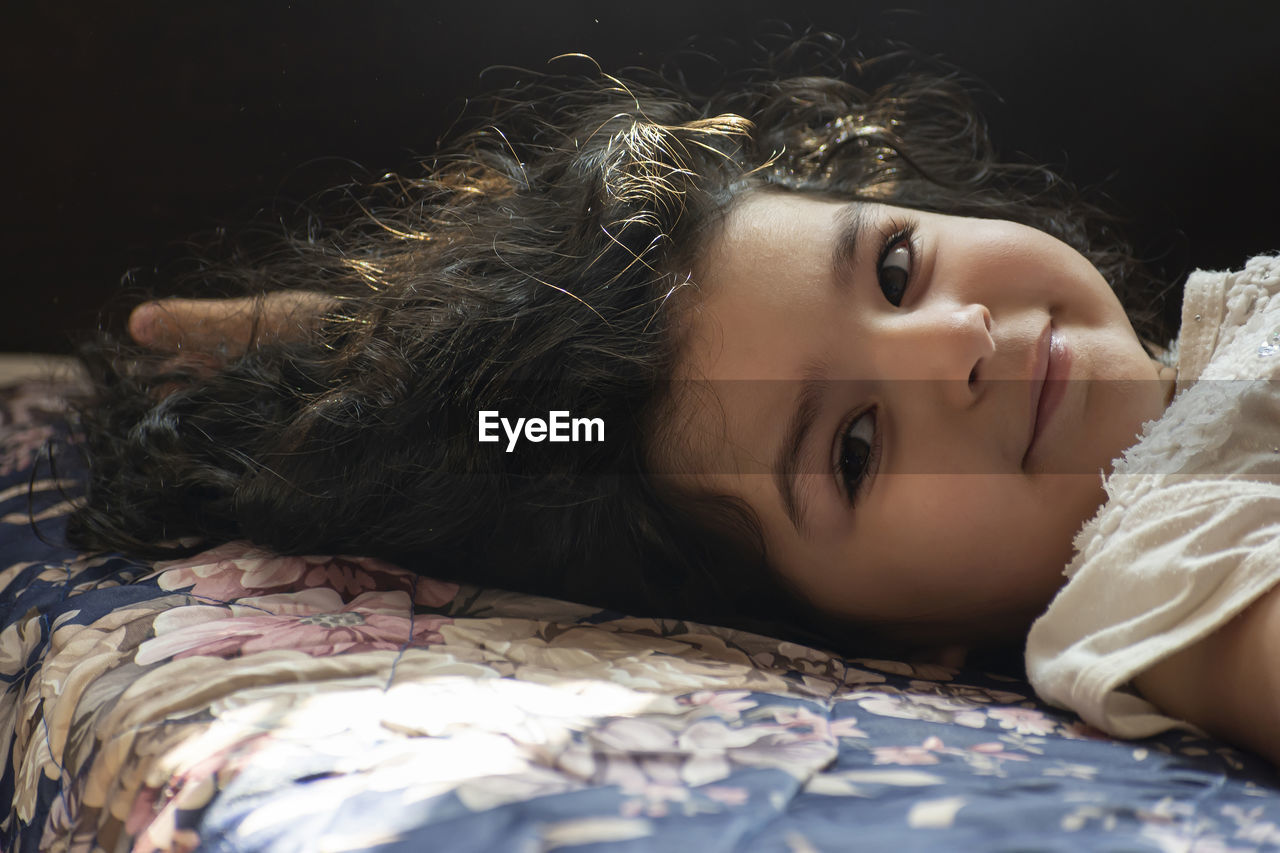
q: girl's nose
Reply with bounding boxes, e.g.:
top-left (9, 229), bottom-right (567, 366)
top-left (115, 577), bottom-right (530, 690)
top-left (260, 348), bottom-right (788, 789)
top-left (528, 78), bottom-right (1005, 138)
top-left (895, 300), bottom-right (995, 404)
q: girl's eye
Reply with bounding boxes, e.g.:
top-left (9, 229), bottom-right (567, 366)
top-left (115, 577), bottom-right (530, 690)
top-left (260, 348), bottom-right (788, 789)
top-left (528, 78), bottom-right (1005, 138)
top-left (837, 408), bottom-right (879, 501)
top-left (878, 233), bottom-right (912, 307)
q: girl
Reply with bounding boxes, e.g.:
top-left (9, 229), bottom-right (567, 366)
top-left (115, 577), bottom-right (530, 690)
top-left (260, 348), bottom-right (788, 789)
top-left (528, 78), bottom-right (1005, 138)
top-left (76, 43), bottom-right (1280, 762)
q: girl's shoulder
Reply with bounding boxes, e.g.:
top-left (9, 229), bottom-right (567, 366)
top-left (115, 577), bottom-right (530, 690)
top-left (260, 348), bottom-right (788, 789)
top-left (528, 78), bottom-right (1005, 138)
top-left (1096, 252), bottom-right (1280, 488)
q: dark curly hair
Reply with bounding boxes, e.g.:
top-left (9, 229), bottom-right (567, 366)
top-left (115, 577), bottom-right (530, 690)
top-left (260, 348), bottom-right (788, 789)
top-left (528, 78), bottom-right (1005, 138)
top-left (67, 39), bottom-right (1164, 656)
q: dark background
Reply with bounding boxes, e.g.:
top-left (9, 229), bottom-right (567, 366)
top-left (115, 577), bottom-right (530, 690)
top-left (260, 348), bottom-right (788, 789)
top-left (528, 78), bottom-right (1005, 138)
top-left (5, 1), bottom-right (1278, 353)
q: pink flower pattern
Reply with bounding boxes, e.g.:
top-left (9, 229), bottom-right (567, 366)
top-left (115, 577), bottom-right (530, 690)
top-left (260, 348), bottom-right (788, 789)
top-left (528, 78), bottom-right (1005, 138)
top-left (988, 706), bottom-right (1058, 736)
top-left (873, 735), bottom-right (1031, 769)
top-left (136, 588), bottom-right (450, 664)
top-left (680, 690), bottom-right (757, 717)
top-left (152, 542), bottom-right (458, 608)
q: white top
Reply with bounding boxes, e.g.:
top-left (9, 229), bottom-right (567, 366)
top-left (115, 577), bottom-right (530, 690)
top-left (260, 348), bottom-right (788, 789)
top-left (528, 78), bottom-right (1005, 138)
top-left (1026, 254), bottom-right (1280, 738)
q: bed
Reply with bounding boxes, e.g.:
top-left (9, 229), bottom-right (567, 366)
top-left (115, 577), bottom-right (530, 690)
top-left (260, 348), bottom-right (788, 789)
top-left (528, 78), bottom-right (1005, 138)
top-left (4, 371), bottom-right (1280, 852)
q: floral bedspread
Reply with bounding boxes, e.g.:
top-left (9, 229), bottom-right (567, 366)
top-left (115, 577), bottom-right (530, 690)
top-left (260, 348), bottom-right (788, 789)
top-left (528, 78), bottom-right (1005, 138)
top-left (4, 377), bottom-right (1280, 852)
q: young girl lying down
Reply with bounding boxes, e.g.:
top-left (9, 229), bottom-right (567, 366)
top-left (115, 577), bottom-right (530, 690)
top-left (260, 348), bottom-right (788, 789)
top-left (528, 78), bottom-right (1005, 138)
top-left (78, 45), bottom-right (1280, 764)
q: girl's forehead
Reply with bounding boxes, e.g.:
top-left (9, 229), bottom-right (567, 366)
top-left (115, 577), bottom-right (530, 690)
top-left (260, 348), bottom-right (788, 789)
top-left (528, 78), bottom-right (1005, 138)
top-left (704, 192), bottom-right (856, 256)
top-left (678, 193), bottom-right (859, 374)
top-left (653, 194), bottom-right (855, 477)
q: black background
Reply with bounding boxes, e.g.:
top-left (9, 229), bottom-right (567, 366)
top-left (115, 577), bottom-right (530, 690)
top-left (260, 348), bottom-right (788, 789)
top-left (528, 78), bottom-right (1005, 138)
top-left (5, 1), bottom-right (1279, 353)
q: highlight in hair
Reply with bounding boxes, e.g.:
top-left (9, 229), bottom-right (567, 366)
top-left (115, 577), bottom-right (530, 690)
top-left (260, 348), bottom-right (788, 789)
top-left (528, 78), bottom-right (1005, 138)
top-left (68, 38), bottom-right (1164, 654)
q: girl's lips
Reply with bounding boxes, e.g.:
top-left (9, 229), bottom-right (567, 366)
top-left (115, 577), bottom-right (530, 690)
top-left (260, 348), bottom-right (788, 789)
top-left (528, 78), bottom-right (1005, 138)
top-left (1023, 326), bottom-right (1071, 468)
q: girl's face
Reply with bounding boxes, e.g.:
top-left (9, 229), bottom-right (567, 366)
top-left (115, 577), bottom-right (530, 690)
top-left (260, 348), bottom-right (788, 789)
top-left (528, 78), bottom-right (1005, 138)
top-left (660, 192), bottom-right (1174, 652)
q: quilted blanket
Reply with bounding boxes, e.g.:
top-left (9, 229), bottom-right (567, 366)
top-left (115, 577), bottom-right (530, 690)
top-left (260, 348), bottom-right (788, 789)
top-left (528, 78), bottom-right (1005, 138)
top-left (4, 375), bottom-right (1280, 852)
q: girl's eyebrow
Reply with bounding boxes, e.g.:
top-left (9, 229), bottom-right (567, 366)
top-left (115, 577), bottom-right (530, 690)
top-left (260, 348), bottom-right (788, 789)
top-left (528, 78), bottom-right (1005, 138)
top-left (773, 369), bottom-right (826, 537)
top-left (773, 202), bottom-right (869, 537)
top-left (831, 201), bottom-right (868, 289)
